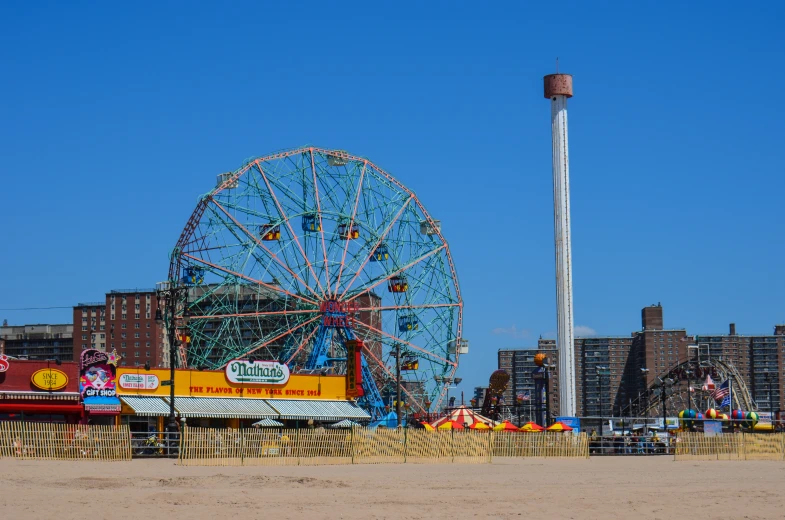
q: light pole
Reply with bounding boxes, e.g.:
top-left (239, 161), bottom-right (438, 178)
top-left (155, 282), bottom-right (190, 444)
top-left (434, 375), bottom-right (462, 416)
top-left (596, 366), bottom-right (609, 422)
top-left (764, 369), bottom-right (774, 417)
top-left (640, 368), bottom-right (650, 418)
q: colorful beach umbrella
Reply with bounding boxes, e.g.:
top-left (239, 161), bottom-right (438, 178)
top-left (469, 422), bottom-right (491, 430)
top-left (421, 422), bottom-right (435, 431)
top-left (493, 420), bottom-right (520, 432)
top-left (519, 422), bottom-right (545, 432)
top-left (546, 421), bottom-right (573, 432)
top-left (436, 420), bottom-right (464, 430)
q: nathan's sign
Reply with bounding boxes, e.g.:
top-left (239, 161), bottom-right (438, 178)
top-left (118, 373), bottom-right (159, 390)
top-left (225, 360), bottom-right (290, 385)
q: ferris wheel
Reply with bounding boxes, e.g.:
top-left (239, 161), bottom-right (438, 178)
top-left (168, 146), bottom-right (464, 416)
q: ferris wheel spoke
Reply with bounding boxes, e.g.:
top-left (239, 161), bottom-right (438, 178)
top-left (188, 308), bottom-right (319, 320)
top-left (217, 314), bottom-right (322, 369)
top-left (309, 148), bottom-right (333, 297)
top-left (333, 161), bottom-right (367, 297)
top-left (357, 338), bottom-right (426, 414)
top-left (337, 195), bottom-right (414, 300)
top-left (342, 245), bottom-right (446, 304)
top-left (182, 253), bottom-right (319, 307)
top-left (354, 302), bottom-right (461, 312)
top-left (254, 160), bottom-right (328, 298)
top-left (284, 323), bottom-right (320, 365)
top-left (209, 198), bottom-right (323, 300)
top-left (354, 320), bottom-right (454, 367)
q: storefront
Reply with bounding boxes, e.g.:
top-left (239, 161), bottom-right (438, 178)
top-left (116, 360), bottom-right (369, 432)
top-left (79, 349), bottom-right (121, 424)
top-left (0, 357), bottom-right (83, 423)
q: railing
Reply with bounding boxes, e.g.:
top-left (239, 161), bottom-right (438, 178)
top-left (178, 427), bottom-right (589, 466)
top-left (0, 422), bottom-right (131, 461)
top-left (589, 435), bottom-right (673, 456)
top-left (674, 432), bottom-right (785, 461)
top-left (130, 431), bottom-right (180, 458)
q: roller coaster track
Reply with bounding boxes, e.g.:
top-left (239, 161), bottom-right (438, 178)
top-left (631, 358), bottom-right (757, 417)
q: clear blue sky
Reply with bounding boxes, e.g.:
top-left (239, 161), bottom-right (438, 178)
top-left (2, 2), bottom-right (784, 393)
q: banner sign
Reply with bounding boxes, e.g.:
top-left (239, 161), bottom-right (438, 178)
top-left (704, 420), bottom-right (722, 436)
top-left (0, 354), bottom-right (9, 373)
top-left (225, 360), bottom-right (290, 385)
top-left (31, 368), bottom-right (69, 391)
top-left (345, 341), bottom-right (358, 398)
top-left (118, 373), bottom-right (160, 390)
top-left (80, 349), bottom-right (121, 414)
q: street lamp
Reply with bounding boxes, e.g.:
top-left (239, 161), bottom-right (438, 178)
top-left (596, 366), bottom-right (609, 421)
top-left (434, 375), bottom-right (462, 414)
top-left (155, 282), bottom-right (190, 446)
top-left (764, 368), bottom-right (774, 416)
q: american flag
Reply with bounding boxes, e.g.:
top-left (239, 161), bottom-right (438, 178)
top-left (518, 391), bottom-right (530, 401)
top-left (720, 394), bottom-right (731, 408)
top-left (711, 379), bottom-right (730, 402)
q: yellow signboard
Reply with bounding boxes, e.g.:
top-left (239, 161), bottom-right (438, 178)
top-left (116, 367), bottom-right (347, 400)
top-left (30, 368), bottom-right (69, 391)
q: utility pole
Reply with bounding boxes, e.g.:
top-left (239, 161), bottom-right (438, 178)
top-left (395, 343), bottom-right (402, 427)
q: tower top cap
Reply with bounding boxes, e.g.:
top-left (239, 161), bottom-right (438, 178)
top-left (544, 74), bottom-right (573, 98)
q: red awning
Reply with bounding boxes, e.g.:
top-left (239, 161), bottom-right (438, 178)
top-left (0, 403), bottom-right (84, 415)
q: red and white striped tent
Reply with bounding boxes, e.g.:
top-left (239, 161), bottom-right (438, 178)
top-left (431, 406), bottom-right (495, 429)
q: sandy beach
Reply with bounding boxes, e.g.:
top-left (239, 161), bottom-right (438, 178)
top-left (1, 457), bottom-right (783, 519)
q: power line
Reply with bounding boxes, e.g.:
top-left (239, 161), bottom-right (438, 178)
top-left (0, 306), bottom-right (73, 311)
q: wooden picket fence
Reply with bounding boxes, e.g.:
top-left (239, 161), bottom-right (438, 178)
top-left (674, 432), bottom-right (785, 461)
top-left (0, 422), bottom-right (132, 461)
top-left (178, 427), bottom-right (588, 466)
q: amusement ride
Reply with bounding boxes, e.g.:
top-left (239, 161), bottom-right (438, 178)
top-left (163, 146), bottom-right (465, 422)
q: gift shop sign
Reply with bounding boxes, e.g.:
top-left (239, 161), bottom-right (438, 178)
top-left (118, 373), bottom-right (160, 390)
top-left (225, 360), bottom-right (290, 385)
top-left (31, 368), bottom-right (69, 391)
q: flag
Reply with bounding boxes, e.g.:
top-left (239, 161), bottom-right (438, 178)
top-left (711, 379), bottom-right (730, 402)
top-left (520, 391), bottom-right (530, 401)
top-left (720, 394), bottom-right (731, 408)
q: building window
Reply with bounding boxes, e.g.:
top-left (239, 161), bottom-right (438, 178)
top-left (135, 313), bottom-right (140, 319)
top-left (82, 326), bottom-right (87, 331)
top-left (134, 323), bottom-right (140, 329)
top-left (146, 352), bottom-right (151, 358)
top-left (82, 344), bottom-right (86, 349)
top-left (134, 333), bottom-right (140, 338)
top-left (121, 342), bottom-right (126, 348)
top-left (111, 314), bottom-right (115, 320)
top-left (135, 352), bottom-right (140, 358)
top-left (135, 342), bottom-right (140, 347)
top-left (121, 324), bottom-right (127, 329)
top-left (82, 335), bottom-right (87, 340)
top-left (146, 333), bottom-right (150, 338)
top-left (146, 323), bottom-right (150, 328)
top-left (146, 342), bottom-right (150, 347)
top-left (121, 313), bottom-right (127, 320)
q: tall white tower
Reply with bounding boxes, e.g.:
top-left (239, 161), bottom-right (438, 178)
top-left (544, 73), bottom-right (576, 417)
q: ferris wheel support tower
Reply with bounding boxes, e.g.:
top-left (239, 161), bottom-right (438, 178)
top-left (544, 72), bottom-right (576, 417)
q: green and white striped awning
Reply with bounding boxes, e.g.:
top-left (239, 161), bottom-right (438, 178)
top-left (120, 396), bottom-right (171, 417)
top-left (167, 397), bottom-right (278, 418)
top-left (265, 399), bottom-right (370, 421)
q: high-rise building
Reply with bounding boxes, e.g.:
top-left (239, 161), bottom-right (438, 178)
top-left (749, 326), bottom-right (784, 414)
top-left (105, 289), bottom-right (165, 368)
top-left (0, 323), bottom-right (74, 361)
top-left (72, 302), bottom-right (107, 357)
top-left (497, 340), bottom-right (559, 422)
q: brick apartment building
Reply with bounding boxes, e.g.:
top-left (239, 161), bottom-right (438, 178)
top-left (0, 323), bottom-right (74, 361)
top-left (500, 304), bottom-right (784, 419)
top-left (73, 289), bottom-right (165, 368)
